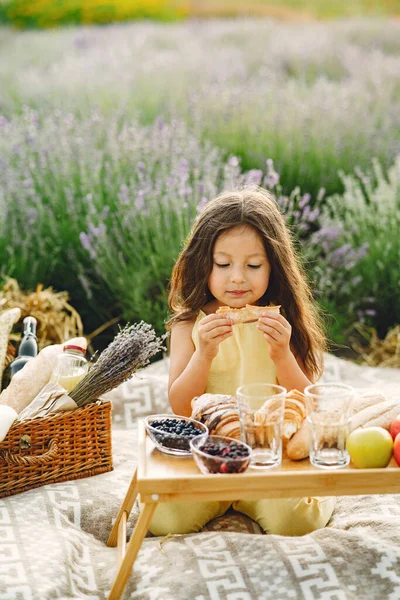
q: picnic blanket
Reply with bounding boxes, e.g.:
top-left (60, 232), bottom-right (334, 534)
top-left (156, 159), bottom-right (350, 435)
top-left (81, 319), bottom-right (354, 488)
top-left (1, 354), bottom-right (400, 599)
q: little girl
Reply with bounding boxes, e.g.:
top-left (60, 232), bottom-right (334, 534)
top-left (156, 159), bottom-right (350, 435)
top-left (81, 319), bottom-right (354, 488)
top-left (149, 186), bottom-right (335, 536)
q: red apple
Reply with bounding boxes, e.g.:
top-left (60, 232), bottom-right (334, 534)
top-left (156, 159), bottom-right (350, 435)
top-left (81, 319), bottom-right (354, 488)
top-left (390, 415), bottom-right (400, 441)
top-left (394, 433), bottom-right (400, 467)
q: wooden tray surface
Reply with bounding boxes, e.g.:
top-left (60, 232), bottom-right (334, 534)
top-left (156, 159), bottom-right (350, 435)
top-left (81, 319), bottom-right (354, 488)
top-left (137, 421), bottom-right (400, 503)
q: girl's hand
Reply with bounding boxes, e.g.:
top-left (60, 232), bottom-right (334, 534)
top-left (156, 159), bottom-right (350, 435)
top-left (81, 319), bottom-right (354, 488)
top-left (197, 314), bottom-right (233, 361)
top-left (257, 312), bottom-right (292, 363)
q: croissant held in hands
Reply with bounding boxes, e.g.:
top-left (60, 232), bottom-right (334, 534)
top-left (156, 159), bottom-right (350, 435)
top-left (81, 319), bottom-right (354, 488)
top-left (215, 304), bottom-right (280, 324)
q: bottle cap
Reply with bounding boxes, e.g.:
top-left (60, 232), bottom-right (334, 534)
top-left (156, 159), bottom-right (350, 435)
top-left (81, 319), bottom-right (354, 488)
top-left (23, 316), bottom-right (37, 326)
top-left (63, 344), bottom-right (86, 355)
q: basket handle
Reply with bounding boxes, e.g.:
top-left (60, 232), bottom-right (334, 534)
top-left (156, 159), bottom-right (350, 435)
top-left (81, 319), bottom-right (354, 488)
top-left (0, 439), bottom-right (59, 466)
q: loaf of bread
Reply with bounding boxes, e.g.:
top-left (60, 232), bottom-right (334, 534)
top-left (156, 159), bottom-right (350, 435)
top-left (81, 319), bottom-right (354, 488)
top-left (286, 393), bottom-right (400, 461)
top-left (0, 308), bottom-right (21, 389)
top-left (285, 420), bottom-right (309, 460)
top-left (351, 391), bottom-right (387, 414)
top-left (0, 337), bottom-right (87, 414)
top-left (215, 304), bottom-right (280, 324)
top-left (351, 398), bottom-right (400, 431)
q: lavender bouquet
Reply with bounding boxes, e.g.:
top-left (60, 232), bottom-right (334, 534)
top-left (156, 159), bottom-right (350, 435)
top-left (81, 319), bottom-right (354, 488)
top-left (70, 322), bottom-right (166, 407)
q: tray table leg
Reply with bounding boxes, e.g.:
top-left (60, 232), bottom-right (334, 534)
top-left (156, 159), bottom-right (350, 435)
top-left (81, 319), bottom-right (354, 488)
top-left (108, 502), bottom-right (157, 600)
top-left (107, 469), bottom-right (138, 548)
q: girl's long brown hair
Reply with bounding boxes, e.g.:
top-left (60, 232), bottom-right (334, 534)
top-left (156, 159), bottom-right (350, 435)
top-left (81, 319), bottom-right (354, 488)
top-left (168, 187), bottom-right (327, 379)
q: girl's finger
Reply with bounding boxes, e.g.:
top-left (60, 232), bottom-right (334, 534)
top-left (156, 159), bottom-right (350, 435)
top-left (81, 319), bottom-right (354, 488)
top-left (207, 325), bottom-right (233, 339)
top-left (258, 324), bottom-right (279, 342)
top-left (200, 317), bottom-right (232, 332)
top-left (263, 332), bottom-right (281, 346)
top-left (218, 331), bottom-right (233, 342)
top-left (261, 312), bottom-right (290, 329)
top-left (258, 317), bottom-right (287, 335)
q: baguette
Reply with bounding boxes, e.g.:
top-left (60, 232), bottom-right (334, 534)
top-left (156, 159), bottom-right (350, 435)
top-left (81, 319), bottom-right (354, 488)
top-left (286, 420), bottom-right (309, 460)
top-left (351, 391), bottom-right (386, 414)
top-left (286, 394), bottom-right (399, 461)
top-left (351, 398), bottom-right (400, 431)
top-left (215, 304), bottom-right (280, 324)
top-left (0, 336), bottom-right (87, 414)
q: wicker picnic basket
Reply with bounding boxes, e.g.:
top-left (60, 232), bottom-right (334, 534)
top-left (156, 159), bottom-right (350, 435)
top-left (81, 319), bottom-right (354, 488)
top-left (0, 400), bottom-right (112, 499)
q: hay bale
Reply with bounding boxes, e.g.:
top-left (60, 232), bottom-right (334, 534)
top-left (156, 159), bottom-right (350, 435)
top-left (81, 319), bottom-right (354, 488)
top-left (351, 323), bottom-right (400, 368)
top-left (0, 278), bottom-right (83, 350)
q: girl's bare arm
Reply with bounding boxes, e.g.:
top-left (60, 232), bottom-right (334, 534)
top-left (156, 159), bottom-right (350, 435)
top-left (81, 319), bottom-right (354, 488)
top-left (168, 314), bottom-right (233, 416)
top-left (274, 352), bottom-right (314, 392)
top-left (257, 312), bottom-right (314, 391)
top-left (168, 321), bottom-right (213, 416)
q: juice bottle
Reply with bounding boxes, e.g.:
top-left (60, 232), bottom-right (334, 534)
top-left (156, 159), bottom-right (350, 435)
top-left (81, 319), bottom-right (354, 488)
top-left (51, 344), bottom-right (88, 394)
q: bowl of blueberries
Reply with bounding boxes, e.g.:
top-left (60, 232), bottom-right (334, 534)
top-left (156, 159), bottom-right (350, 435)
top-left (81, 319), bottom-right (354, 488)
top-left (190, 435), bottom-right (252, 474)
top-left (145, 414), bottom-right (208, 456)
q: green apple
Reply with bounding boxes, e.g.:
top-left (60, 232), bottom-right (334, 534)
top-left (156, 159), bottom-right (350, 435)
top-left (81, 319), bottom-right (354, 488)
top-left (347, 427), bottom-right (393, 468)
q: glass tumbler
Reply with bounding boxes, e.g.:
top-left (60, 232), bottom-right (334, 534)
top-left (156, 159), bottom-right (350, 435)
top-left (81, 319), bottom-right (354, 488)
top-left (236, 383), bottom-right (286, 469)
top-left (305, 383), bottom-right (354, 469)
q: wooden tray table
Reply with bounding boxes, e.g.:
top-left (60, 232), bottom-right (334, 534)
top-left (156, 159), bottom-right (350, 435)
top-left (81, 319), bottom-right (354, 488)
top-left (107, 420), bottom-right (400, 600)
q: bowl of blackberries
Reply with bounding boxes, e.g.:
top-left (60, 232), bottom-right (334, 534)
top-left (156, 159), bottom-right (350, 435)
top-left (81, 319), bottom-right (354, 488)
top-left (190, 435), bottom-right (252, 474)
top-left (145, 414), bottom-right (208, 456)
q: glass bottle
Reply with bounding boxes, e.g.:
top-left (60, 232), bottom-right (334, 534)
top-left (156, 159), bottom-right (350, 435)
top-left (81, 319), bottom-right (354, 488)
top-left (9, 316), bottom-right (38, 378)
top-left (50, 344), bottom-right (88, 394)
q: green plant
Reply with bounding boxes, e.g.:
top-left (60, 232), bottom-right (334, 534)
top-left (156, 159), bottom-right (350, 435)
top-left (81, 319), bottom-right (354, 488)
top-left (305, 157), bottom-right (400, 339)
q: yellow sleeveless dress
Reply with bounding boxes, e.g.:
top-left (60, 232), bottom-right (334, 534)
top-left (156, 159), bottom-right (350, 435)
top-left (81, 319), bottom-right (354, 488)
top-left (192, 310), bottom-right (277, 396)
top-left (148, 310), bottom-right (336, 536)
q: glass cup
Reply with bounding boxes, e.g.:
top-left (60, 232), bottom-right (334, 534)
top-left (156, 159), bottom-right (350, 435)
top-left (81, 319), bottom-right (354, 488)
top-left (305, 383), bottom-right (354, 470)
top-left (236, 383), bottom-right (286, 469)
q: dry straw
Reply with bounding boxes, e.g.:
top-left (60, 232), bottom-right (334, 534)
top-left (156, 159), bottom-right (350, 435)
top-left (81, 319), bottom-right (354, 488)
top-left (351, 323), bottom-right (400, 368)
top-left (70, 322), bottom-right (166, 407)
top-left (0, 278), bottom-right (83, 349)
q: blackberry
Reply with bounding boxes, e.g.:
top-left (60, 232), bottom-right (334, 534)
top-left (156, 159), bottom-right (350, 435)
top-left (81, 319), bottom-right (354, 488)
top-left (197, 438), bottom-right (251, 473)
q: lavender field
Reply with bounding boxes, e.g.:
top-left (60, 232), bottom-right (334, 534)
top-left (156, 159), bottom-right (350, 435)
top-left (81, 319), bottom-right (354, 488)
top-left (1, 18), bottom-right (399, 348)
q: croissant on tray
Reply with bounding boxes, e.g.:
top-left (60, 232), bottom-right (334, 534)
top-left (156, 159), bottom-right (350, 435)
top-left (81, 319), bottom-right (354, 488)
top-left (191, 389), bottom-right (307, 443)
top-left (191, 393), bottom-right (241, 439)
top-left (281, 389), bottom-right (307, 442)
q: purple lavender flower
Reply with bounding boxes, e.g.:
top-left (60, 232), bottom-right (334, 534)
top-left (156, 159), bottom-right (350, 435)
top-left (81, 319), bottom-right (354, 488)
top-left (136, 190), bottom-right (145, 210)
top-left (80, 232), bottom-right (91, 252)
top-left (299, 193), bottom-right (311, 209)
top-left (263, 158), bottom-right (280, 189)
top-left (118, 183), bottom-right (129, 205)
top-left (243, 169), bottom-right (263, 186)
top-left (196, 196), bottom-right (208, 213)
top-left (228, 156), bottom-right (239, 167)
top-left (308, 208), bottom-right (320, 222)
top-left (88, 223), bottom-right (106, 237)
